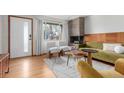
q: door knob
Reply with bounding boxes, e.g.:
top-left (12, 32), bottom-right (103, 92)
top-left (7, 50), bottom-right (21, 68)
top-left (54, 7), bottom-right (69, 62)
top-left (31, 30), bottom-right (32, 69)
top-left (29, 34), bottom-right (32, 40)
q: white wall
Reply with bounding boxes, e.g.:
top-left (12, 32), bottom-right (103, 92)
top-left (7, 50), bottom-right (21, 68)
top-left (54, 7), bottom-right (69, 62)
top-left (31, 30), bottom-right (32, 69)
top-left (2, 15), bottom-right (8, 53)
top-left (85, 15), bottom-right (124, 34)
top-left (1, 15), bottom-right (68, 55)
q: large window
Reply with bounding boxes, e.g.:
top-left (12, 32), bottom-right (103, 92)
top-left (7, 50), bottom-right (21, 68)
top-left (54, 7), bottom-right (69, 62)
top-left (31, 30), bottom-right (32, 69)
top-left (43, 22), bottom-right (63, 41)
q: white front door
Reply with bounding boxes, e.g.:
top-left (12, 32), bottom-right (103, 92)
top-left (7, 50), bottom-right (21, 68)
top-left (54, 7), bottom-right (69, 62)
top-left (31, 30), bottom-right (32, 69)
top-left (10, 17), bottom-right (32, 58)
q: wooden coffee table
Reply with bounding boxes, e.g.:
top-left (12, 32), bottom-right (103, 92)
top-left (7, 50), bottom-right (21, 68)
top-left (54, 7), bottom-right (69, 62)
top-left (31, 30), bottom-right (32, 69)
top-left (81, 49), bottom-right (98, 67)
top-left (65, 50), bottom-right (87, 66)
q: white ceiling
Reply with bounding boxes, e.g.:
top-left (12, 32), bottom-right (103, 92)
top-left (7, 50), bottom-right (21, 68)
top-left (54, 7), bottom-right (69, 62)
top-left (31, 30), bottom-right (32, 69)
top-left (45, 15), bottom-right (86, 20)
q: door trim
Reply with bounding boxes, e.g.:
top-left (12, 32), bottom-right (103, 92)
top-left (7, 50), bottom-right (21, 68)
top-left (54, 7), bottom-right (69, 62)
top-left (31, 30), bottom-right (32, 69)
top-left (8, 15), bottom-right (34, 58)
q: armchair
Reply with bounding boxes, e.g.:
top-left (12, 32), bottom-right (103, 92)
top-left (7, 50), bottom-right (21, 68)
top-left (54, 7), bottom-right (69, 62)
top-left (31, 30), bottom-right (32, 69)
top-left (77, 58), bottom-right (124, 78)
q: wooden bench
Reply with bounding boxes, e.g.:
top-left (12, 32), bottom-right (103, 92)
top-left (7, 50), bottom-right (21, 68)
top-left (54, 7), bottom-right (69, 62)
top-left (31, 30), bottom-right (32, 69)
top-left (48, 46), bottom-right (71, 58)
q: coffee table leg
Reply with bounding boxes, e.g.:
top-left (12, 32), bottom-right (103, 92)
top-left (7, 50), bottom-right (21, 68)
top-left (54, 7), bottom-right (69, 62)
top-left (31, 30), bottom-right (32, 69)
top-left (87, 53), bottom-right (92, 67)
top-left (67, 55), bottom-right (70, 66)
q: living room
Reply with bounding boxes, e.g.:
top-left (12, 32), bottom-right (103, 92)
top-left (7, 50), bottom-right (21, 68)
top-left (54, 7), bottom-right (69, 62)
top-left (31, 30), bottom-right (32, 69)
top-left (0, 15), bottom-right (124, 78)
top-left (1, 0), bottom-right (124, 92)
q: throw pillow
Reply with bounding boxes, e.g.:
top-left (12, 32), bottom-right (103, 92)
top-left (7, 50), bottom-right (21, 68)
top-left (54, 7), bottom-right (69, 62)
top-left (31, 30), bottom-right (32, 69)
top-left (103, 43), bottom-right (121, 52)
top-left (114, 46), bottom-right (124, 54)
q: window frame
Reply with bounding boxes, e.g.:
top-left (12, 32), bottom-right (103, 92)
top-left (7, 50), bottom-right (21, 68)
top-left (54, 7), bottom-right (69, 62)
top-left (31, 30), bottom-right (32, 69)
top-left (43, 22), bottom-right (63, 41)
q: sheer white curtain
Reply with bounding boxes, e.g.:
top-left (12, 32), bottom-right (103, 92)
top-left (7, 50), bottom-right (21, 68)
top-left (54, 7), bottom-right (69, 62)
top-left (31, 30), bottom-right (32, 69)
top-left (36, 20), bottom-right (42, 55)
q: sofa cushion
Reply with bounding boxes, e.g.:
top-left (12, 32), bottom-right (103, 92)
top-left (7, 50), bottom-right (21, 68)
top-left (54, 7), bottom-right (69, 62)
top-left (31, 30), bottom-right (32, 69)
top-left (92, 49), bottom-right (124, 64)
top-left (98, 70), bottom-right (124, 78)
top-left (86, 41), bottom-right (103, 49)
top-left (115, 58), bottom-right (124, 75)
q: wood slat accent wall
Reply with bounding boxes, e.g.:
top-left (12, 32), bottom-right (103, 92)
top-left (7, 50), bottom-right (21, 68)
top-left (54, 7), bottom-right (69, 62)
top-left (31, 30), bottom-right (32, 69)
top-left (85, 32), bottom-right (124, 43)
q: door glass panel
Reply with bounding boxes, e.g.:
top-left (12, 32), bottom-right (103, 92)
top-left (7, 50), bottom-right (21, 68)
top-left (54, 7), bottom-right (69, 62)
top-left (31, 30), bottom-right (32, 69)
top-left (24, 22), bottom-right (29, 52)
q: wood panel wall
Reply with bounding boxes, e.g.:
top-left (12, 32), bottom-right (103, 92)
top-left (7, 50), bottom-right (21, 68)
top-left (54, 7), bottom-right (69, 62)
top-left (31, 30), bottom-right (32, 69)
top-left (85, 32), bottom-right (124, 43)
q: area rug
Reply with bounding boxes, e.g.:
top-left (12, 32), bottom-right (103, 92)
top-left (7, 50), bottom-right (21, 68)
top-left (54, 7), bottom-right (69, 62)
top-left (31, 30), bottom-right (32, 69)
top-left (44, 56), bottom-right (114, 78)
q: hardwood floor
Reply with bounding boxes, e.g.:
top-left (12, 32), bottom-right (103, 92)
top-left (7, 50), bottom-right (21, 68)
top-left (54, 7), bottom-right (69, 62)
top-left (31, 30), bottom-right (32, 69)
top-left (5, 56), bottom-right (55, 78)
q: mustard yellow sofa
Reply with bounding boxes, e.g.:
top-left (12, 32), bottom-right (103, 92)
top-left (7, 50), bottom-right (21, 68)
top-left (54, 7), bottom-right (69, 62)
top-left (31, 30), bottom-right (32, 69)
top-left (77, 58), bottom-right (124, 78)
